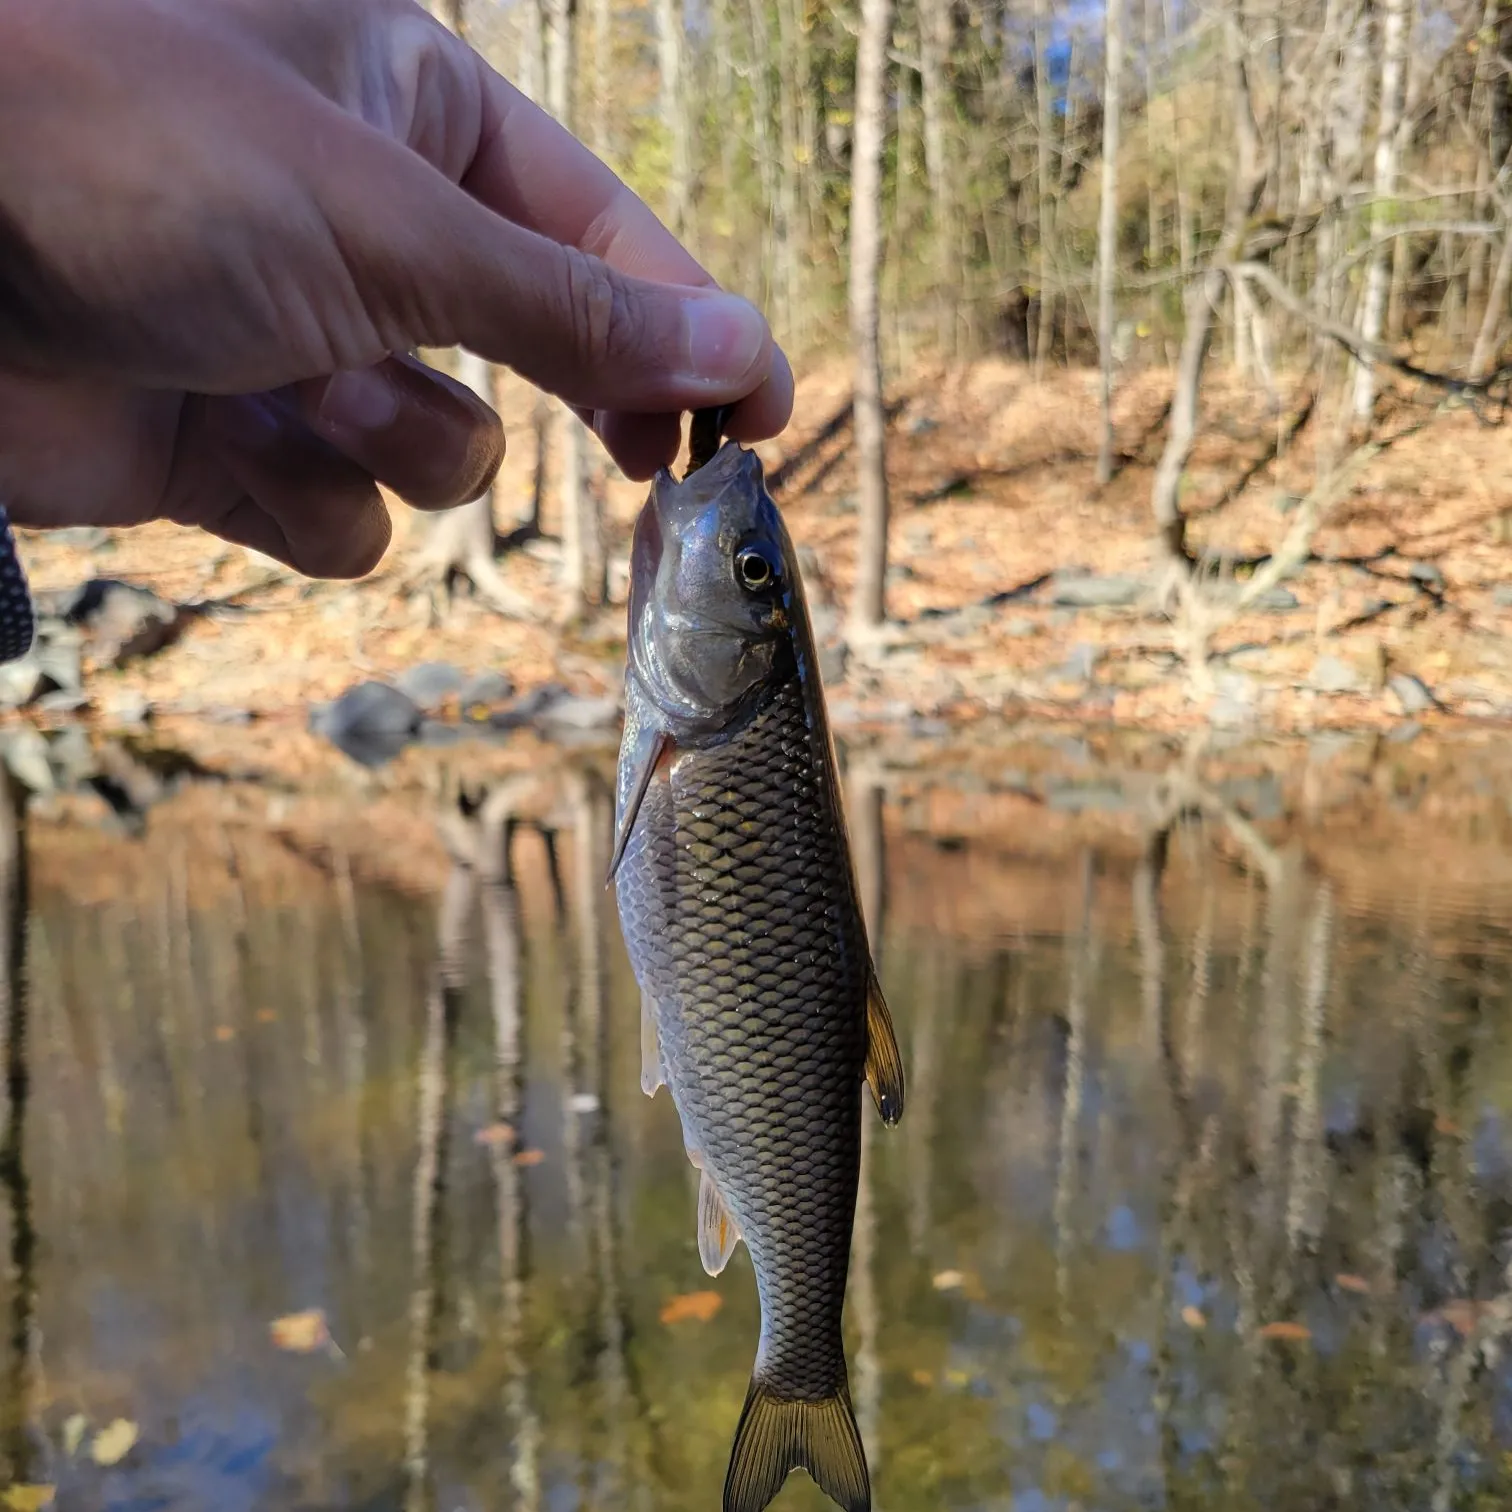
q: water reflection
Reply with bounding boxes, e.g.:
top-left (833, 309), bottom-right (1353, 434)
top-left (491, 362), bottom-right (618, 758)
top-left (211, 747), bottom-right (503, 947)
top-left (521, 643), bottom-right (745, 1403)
top-left (1, 744), bottom-right (1511, 1509)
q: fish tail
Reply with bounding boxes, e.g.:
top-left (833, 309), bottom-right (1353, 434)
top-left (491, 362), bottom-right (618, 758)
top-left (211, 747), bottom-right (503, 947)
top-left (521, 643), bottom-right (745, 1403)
top-left (723, 1374), bottom-right (869, 1512)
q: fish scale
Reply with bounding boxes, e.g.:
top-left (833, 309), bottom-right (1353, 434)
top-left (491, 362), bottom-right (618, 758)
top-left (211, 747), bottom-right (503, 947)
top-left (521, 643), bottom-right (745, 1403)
top-left (620, 663), bottom-right (868, 1400)
top-left (611, 431), bottom-right (903, 1512)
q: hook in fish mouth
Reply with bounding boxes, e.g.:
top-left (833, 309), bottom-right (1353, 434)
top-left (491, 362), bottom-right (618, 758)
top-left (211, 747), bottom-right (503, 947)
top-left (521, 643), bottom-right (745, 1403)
top-left (684, 406), bottom-right (733, 478)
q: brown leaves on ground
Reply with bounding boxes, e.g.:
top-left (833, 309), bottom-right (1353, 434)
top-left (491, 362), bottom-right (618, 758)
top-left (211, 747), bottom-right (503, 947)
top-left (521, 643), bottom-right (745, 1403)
top-left (660, 1290), bottom-right (723, 1325)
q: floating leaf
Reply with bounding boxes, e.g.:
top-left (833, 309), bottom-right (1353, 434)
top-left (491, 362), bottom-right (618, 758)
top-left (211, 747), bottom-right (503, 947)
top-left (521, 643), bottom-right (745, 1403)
top-left (90, 1419), bottom-right (139, 1467)
top-left (61, 1414), bottom-right (87, 1457)
top-left (473, 1123), bottom-right (515, 1148)
top-left (513, 1148), bottom-right (546, 1168)
top-left (2, 1486), bottom-right (55, 1511)
top-left (660, 1290), bottom-right (723, 1325)
top-left (1181, 1306), bottom-right (1207, 1330)
top-left (1336, 1273), bottom-right (1373, 1295)
top-left (270, 1309), bottom-right (330, 1353)
top-left (932, 1270), bottom-right (965, 1292)
top-left (1257, 1321), bottom-right (1311, 1342)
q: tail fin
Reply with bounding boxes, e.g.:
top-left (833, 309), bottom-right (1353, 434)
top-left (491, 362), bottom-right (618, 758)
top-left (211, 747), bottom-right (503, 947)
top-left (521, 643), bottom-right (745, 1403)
top-left (723, 1376), bottom-right (870, 1512)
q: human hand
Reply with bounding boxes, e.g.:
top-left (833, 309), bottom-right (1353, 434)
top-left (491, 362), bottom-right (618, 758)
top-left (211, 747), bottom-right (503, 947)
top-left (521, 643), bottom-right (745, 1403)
top-left (0, 0), bottom-right (794, 576)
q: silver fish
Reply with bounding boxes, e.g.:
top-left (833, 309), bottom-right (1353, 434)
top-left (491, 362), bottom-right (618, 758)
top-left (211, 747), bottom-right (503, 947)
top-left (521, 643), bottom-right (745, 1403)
top-left (609, 417), bottom-right (904, 1512)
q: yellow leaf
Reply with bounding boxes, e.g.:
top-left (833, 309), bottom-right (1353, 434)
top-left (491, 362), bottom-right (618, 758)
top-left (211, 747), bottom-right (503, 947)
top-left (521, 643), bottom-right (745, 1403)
top-left (1181, 1306), bottom-right (1206, 1330)
top-left (2, 1486), bottom-right (56, 1511)
top-left (61, 1414), bottom-right (87, 1457)
top-left (90, 1419), bottom-right (139, 1467)
top-left (1257, 1321), bottom-right (1311, 1342)
top-left (270, 1309), bottom-right (330, 1353)
top-left (660, 1290), bottom-right (723, 1325)
top-left (931, 1269), bottom-right (965, 1292)
top-left (474, 1123), bottom-right (515, 1148)
top-left (910, 1368), bottom-right (934, 1387)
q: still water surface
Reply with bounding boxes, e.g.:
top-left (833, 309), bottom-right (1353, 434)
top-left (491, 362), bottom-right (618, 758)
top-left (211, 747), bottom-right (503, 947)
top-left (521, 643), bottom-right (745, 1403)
top-left (6, 750), bottom-right (1512, 1511)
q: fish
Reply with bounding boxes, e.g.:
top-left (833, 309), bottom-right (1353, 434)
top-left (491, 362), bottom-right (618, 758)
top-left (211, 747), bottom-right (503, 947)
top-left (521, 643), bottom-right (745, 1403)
top-left (609, 410), bottom-right (905, 1512)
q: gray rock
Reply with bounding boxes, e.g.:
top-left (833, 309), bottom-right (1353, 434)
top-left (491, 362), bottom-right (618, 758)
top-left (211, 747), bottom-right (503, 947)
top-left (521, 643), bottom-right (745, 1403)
top-left (103, 689), bottom-right (152, 727)
top-left (310, 681), bottom-right (423, 767)
top-left (48, 726), bottom-right (97, 787)
top-left (1047, 643), bottom-right (1100, 683)
top-left (395, 661), bottom-right (467, 711)
top-left (40, 579), bottom-right (183, 665)
top-left (1217, 774), bottom-right (1285, 822)
top-left (1309, 655), bottom-right (1364, 694)
top-left (1003, 616), bottom-right (1038, 639)
top-left (458, 670), bottom-right (515, 712)
top-left (1386, 720), bottom-right (1422, 744)
top-left (416, 720), bottom-right (464, 748)
top-left (35, 689), bottom-right (90, 715)
top-left (1045, 783), bottom-right (1132, 814)
top-left (1049, 571), bottom-right (1147, 609)
top-left (818, 641), bottom-right (849, 685)
top-left (1492, 585), bottom-right (1512, 609)
top-left (533, 691), bottom-right (622, 733)
top-left (1386, 672), bottom-right (1436, 715)
top-left (0, 654), bottom-right (47, 711)
top-left (1251, 587), bottom-right (1300, 612)
top-left (1408, 562), bottom-right (1446, 591)
top-left (1, 728), bottom-right (55, 794)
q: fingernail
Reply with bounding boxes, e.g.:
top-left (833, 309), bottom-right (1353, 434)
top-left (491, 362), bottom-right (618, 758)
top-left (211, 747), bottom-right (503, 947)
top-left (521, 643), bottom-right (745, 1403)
top-left (318, 367), bottom-right (400, 433)
top-left (681, 294), bottom-right (768, 387)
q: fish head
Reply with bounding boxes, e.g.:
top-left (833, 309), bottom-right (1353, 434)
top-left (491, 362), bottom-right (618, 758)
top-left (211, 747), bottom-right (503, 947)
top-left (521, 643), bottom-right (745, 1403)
top-left (627, 440), bottom-right (797, 736)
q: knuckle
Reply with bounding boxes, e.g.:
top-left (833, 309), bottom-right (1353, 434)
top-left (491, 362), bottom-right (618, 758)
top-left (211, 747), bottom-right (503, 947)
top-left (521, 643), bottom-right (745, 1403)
top-left (559, 246), bottom-right (644, 371)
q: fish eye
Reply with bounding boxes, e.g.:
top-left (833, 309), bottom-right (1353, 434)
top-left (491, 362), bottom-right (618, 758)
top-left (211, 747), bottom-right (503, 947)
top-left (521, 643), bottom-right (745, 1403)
top-left (735, 545), bottom-right (779, 593)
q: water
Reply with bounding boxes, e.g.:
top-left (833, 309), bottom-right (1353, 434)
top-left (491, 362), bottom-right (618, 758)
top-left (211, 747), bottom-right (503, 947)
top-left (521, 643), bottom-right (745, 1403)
top-left (4, 740), bottom-right (1512, 1511)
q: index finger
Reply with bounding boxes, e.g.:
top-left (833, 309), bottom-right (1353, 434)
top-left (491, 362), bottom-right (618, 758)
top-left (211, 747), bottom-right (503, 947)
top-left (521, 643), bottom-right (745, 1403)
top-left (460, 56), bottom-right (713, 288)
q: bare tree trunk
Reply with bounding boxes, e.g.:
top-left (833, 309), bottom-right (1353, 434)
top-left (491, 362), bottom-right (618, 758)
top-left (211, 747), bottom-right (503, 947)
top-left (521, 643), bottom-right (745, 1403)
top-left (848, 0), bottom-right (893, 633)
top-left (655, 0), bottom-right (691, 240)
top-left (1162, 0), bottom-right (1192, 279)
top-left (1468, 211), bottom-right (1512, 379)
top-left (774, 0), bottom-right (804, 340)
top-left (1143, 0), bottom-right (1162, 268)
top-left (1466, 0), bottom-right (1501, 327)
top-left (919, 0), bottom-right (955, 355)
top-left (745, 0), bottom-right (779, 318)
top-left (588, 0), bottom-right (612, 159)
top-left (1096, 0), bottom-right (1126, 485)
top-left (544, 0), bottom-right (601, 619)
top-left (1033, 0), bottom-right (1056, 377)
top-left (1386, 3), bottom-right (1425, 341)
top-left (1353, 0), bottom-right (1409, 421)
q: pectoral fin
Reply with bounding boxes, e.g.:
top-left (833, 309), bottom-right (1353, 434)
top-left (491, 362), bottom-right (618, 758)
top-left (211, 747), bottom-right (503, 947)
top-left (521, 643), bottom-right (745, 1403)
top-left (641, 992), bottom-right (666, 1097)
top-left (864, 971), bottom-right (905, 1126)
top-left (607, 722), bottom-right (672, 885)
top-left (698, 1169), bottom-right (742, 1277)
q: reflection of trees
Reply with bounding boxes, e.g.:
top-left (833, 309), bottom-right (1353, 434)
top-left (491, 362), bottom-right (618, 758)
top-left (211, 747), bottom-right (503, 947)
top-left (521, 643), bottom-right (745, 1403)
top-left (0, 773), bottom-right (35, 1489)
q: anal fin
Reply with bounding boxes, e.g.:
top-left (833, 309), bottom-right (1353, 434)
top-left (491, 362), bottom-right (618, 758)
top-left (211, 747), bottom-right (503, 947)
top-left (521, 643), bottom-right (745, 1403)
top-left (641, 992), bottom-right (666, 1097)
top-left (863, 971), bottom-right (905, 1126)
top-left (698, 1169), bottom-right (742, 1277)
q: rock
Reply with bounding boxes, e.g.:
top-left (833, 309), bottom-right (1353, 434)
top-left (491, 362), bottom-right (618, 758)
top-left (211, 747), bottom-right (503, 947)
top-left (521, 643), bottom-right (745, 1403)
top-left (458, 670), bottom-right (515, 713)
top-left (35, 689), bottom-right (90, 715)
top-left (1049, 571), bottom-right (1148, 609)
top-left (40, 579), bottom-right (183, 665)
top-left (818, 641), bottom-right (849, 685)
top-left (48, 726), bottom-right (97, 787)
top-left (0, 728), bottom-right (55, 794)
top-left (1408, 562), bottom-right (1446, 592)
top-left (1386, 672), bottom-right (1436, 715)
top-left (395, 661), bottom-right (467, 711)
top-left (1251, 587), bottom-right (1300, 612)
top-left (1046, 643), bottom-right (1100, 683)
top-left (1492, 585), bottom-right (1512, 609)
top-left (1045, 782), bottom-right (1132, 814)
top-left (533, 691), bottom-right (622, 733)
top-left (0, 654), bottom-right (48, 711)
top-left (0, 629), bottom-right (83, 710)
top-left (103, 689), bottom-right (153, 727)
top-left (1386, 720), bottom-right (1422, 744)
top-left (416, 720), bottom-right (464, 748)
top-left (310, 681), bottom-right (423, 767)
top-left (1003, 616), bottom-right (1038, 639)
top-left (1309, 654), bottom-right (1364, 694)
top-left (1217, 774), bottom-right (1285, 822)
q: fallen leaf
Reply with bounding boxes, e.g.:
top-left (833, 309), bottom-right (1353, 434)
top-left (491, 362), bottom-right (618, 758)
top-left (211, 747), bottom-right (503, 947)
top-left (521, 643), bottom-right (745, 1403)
top-left (2, 1487), bottom-right (55, 1511)
top-left (910, 1368), bottom-right (934, 1387)
top-left (1181, 1306), bottom-right (1207, 1330)
top-left (513, 1148), bottom-right (546, 1167)
top-left (932, 1269), bottom-right (965, 1292)
top-left (473, 1123), bottom-right (515, 1148)
top-left (61, 1414), bottom-right (87, 1457)
top-left (1336, 1273), bottom-right (1373, 1295)
top-left (213, 1026), bottom-right (236, 1043)
top-left (270, 1309), bottom-right (331, 1353)
top-left (1434, 1115), bottom-right (1461, 1137)
top-left (1257, 1321), bottom-right (1311, 1342)
top-left (660, 1290), bottom-right (723, 1325)
top-left (1429, 1299), bottom-right (1490, 1336)
top-left (255, 1009), bottom-right (279, 1025)
top-left (90, 1419), bottom-right (139, 1467)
